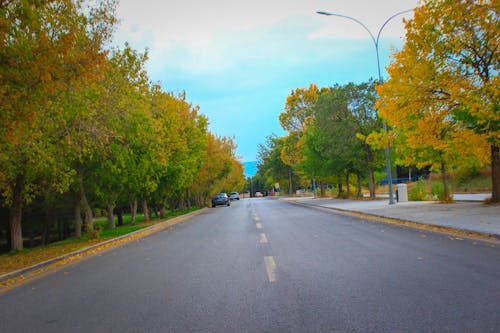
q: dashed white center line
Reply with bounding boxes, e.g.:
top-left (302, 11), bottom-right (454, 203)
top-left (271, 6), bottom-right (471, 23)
top-left (260, 233), bottom-right (268, 243)
top-left (264, 256), bottom-right (276, 283)
top-left (256, 223), bottom-right (263, 229)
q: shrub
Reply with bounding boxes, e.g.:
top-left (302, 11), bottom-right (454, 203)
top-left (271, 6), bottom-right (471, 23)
top-left (432, 182), bottom-right (444, 201)
top-left (86, 224), bottom-right (103, 240)
top-left (455, 166), bottom-right (479, 186)
top-left (93, 208), bottom-right (105, 218)
top-left (432, 182), bottom-right (454, 202)
top-left (409, 180), bottom-right (427, 201)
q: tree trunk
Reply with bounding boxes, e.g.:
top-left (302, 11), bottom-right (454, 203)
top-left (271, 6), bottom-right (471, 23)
top-left (9, 174), bottom-right (25, 251)
top-left (345, 173), bottom-right (350, 197)
top-left (160, 204), bottom-right (167, 219)
top-left (74, 197), bottom-right (82, 239)
top-left (150, 206), bottom-right (157, 218)
top-left (130, 198), bottom-right (138, 224)
top-left (441, 161), bottom-right (451, 202)
top-left (142, 199), bottom-right (150, 221)
top-left (320, 182), bottom-right (326, 197)
top-left (41, 218), bottom-right (50, 246)
top-left (368, 168), bottom-right (376, 199)
top-left (28, 228), bottom-right (35, 248)
top-left (116, 208), bottom-right (124, 226)
top-left (357, 173), bottom-right (362, 198)
top-left (78, 167), bottom-right (93, 232)
top-left (337, 183), bottom-right (343, 197)
top-left (185, 190), bottom-right (191, 209)
top-left (366, 146), bottom-right (376, 199)
top-left (106, 203), bottom-right (115, 229)
top-left (492, 145), bottom-right (499, 203)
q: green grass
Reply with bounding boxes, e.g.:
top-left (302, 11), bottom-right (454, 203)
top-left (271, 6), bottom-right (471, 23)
top-left (93, 208), bottom-right (201, 239)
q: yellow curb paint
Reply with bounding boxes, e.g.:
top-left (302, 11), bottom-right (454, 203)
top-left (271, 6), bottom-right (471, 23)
top-left (264, 256), bottom-right (276, 283)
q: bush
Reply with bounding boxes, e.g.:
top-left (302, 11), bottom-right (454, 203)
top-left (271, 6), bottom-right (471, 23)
top-left (85, 224), bottom-right (103, 240)
top-left (93, 208), bottom-right (105, 218)
top-left (455, 166), bottom-right (479, 186)
top-left (409, 180), bottom-right (427, 201)
top-left (338, 191), bottom-right (350, 199)
top-left (432, 182), bottom-right (454, 202)
top-left (432, 182), bottom-right (444, 201)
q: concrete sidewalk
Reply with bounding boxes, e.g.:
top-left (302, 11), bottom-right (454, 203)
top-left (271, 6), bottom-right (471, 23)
top-left (281, 194), bottom-right (500, 238)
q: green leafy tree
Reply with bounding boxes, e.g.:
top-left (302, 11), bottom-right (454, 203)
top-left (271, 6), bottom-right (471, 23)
top-left (257, 135), bottom-right (299, 194)
top-left (305, 83), bottom-right (384, 198)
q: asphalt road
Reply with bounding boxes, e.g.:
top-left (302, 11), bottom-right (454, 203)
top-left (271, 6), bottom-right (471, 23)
top-left (1, 198), bottom-right (499, 332)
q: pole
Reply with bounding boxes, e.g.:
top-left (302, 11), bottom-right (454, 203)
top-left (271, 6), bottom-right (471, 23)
top-left (250, 177), bottom-right (253, 198)
top-left (316, 8), bottom-right (413, 205)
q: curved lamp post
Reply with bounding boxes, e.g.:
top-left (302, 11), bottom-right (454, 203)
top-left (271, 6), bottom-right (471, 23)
top-left (316, 8), bottom-right (414, 205)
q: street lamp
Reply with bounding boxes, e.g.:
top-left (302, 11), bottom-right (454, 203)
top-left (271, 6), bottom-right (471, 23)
top-left (316, 8), bottom-right (414, 205)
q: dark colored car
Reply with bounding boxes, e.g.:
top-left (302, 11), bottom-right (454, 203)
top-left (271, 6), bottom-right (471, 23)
top-left (212, 193), bottom-right (230, 207)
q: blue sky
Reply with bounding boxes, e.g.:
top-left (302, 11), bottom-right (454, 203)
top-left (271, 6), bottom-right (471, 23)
top-left (114, 0), bottom-right (419, 163)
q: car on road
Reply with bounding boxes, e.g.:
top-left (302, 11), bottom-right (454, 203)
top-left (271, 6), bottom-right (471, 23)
top-left (255, 191), bottom-right (263, 197)
top-left (212, 193), bottom-right (230, 207)
top-left (229, 192), bottom-right (240, 200)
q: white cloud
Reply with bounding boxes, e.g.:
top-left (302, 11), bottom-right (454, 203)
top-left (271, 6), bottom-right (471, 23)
top-left (115, 0), bottom-right (416, 74)
top-left (113, 0), bottom-right (419, 161)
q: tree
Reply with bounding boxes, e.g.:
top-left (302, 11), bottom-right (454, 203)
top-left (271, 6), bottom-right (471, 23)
top-left (183, 132), bottom-right (245, 207)
top-left (149, 89), bottom-right (208, 211)
top-left (256, 135), bottom-right (299, 193)
top-left (346, 81), bottom-right (385, 198)
top-left (378, 0), bottom-right (498, 201)
top-left (0, 0), bottom-right (116, 250)
top-left (305, 83), bottom-right (385, 198)
top-left (279, 84), bottom-right (327, 169)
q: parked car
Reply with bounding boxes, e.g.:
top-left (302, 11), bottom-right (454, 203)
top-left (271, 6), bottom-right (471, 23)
top-left (212, 193), bottom-right (230, 207)
top-left (255, 191), bottom-right (263, 197)
top-left (229, 192), bottom-right (240, 200)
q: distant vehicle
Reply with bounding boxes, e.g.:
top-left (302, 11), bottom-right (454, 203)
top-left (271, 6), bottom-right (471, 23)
top-left (212, 193), bottom-right (230, 207)
top-left (229, 192), bottom-right (240, 200)
top-left (255, 191), bottom-right (263, 197)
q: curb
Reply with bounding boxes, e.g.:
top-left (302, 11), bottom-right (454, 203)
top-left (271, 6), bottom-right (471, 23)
top-left (285, 200), bottom-right (500, 243)
top-left (0, 208), bottom-right (208, 291)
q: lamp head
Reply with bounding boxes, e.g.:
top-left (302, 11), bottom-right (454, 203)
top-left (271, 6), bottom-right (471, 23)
top-left (316, 10), bottom-right (333, 16)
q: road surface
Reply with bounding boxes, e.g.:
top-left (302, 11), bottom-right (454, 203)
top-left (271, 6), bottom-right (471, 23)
top-left (1, 198), bottom-right (499, 332)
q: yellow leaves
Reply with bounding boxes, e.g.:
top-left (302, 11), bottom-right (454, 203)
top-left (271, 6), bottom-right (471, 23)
top-left (366, 130), bottom-right (392, 151)
top-left (280, 133), bottom-right (304, 167)
top-left (374, 0), bottom-right (497, 173)
top-left (190, 132), bottom-right (243, 197)
top-left (280, 83), bottom-right (322, 133)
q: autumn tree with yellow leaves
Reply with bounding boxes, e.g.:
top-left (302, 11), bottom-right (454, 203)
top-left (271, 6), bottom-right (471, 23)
top-left (279, 84), bottom-right (325, 168)
top-left (376, 0), bottom-right (498, 202)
